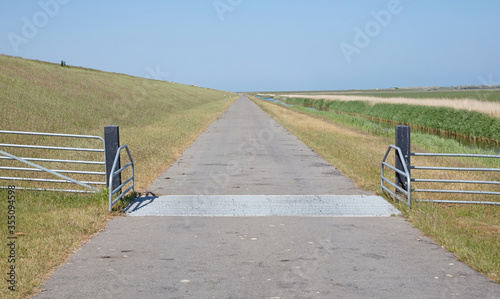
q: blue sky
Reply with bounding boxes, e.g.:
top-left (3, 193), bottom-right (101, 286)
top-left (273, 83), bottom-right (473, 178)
top-left (1, 0), bottom-right (499, 92)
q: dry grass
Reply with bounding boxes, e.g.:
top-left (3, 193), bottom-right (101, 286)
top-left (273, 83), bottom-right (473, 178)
top-left (268, 94), bottom-right (500, 118)
top-left (0, 190), bottom-right (111, 299)
top-left (253, 97), bottom-right (500, 283)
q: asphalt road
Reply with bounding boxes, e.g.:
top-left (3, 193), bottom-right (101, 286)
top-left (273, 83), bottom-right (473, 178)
top-left (36, 217), bottom-right (500, 299)
top-left (147, 95), bottom-right (370, 196)
top-left (36, 95), bottom-right (500, 298)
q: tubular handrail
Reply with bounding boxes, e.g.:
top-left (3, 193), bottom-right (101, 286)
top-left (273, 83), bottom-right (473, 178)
top-left (381, 145), bottom-right (411, 207)
top-left (0, 166), bottom-right (105, 176)
top-left (0, 156), bottom-right (105, 165)
top-left (108, 144), bottom-right (135, 211)
top-left (0, 143), bottom-right (104, 152)
top-left (411, 152), bottom-right (500, 158)
top-left (0, 130), bottom-right (105, 143)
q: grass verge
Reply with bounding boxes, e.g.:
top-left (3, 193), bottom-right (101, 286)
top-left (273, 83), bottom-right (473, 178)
top-left (0, 190), bottom-right (110, 299)
top-left (252, 97), bottom-right (499, 283)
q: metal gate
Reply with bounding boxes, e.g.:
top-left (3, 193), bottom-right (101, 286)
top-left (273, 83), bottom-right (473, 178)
top-left (0, 130), bottom-right (106, 193)
top-left (108, 144), bottom-right (134, 211)
top-left (410, 151), bottom-right (500, 205)
top-left (381, 145), bottom-right (411, 206)
top-left (381, 144), bottom-right (500, 207)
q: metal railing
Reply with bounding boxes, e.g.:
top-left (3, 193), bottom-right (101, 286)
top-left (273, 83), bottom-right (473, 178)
top-left (381, 145), bottom-right (411, 206)
top-left (0, 130), bottom-right (105, 193)
top-left (381, 145), bottom-right (500, 206)
top-left (108, 144), bottom-right (134, 211)
top-left (411, 152), bottom-right (500, 205)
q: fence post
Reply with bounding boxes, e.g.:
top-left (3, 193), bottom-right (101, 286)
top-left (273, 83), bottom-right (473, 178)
top-left (105, 125), bottom-right (121, 192)
top-left (395, 125), bottom-right (411, 192)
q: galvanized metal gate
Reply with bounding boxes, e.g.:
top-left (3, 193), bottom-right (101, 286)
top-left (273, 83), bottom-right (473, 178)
top-left (0, 129), bottom-right (135, 211)
top-left (381, 145), bottom-right (411, 206)
top-left (0, 130), bottom-right (106, 192)
top-left (381, 144), bottom-right (500, 206)
top-left (108, 144), bottom-right (134, 211)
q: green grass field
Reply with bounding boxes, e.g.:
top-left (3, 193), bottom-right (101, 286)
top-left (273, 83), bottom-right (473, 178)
top-left (283, 97), bottom-right (500, 142)
top-left (0, 55), bottom-right (238, 298)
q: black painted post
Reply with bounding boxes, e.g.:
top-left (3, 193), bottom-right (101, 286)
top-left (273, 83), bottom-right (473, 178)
top-left (105, 126), bottom-right (121, 192)
top-left (395, 125), bottom-right (411, 192)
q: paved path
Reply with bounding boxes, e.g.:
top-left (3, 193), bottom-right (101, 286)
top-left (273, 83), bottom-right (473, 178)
top-left (147, 95), bottom-right (371, 196)
top-left (37, 217), bottom-right (500, 299)
top-left (36, 96), bottom-right (500, 298)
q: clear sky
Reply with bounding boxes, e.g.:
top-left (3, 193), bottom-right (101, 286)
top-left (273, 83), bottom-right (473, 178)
top-left (1, 0), bottom-right (499, 92)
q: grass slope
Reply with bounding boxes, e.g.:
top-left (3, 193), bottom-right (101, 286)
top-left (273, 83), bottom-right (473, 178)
top-left (0, 55), bottom-right (237, 189)
top-left (0, 55), bottom-right (238, 298)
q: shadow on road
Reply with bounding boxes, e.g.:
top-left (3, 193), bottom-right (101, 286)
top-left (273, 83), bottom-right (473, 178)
top-left (123, 195), bottom-right (159, 213)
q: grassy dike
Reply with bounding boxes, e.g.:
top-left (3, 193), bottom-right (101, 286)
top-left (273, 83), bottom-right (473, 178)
top-left (0, 55), bottom-right (238, 298)
top-left (251, 97), bottom-right (499, 284)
